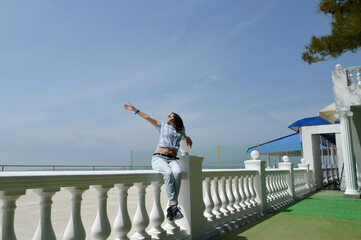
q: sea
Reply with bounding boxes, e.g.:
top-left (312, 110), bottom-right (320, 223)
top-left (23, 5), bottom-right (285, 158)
top-left (0, 144), bottom-right (303, 172)
top-left (131, 144), bottom-right (303, 169)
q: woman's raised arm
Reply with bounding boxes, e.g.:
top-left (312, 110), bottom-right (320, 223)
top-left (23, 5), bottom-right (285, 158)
top-left (124, 103), bottom-right (158, 127)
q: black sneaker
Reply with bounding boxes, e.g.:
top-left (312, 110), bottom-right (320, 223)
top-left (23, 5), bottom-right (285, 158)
top-left (171, 206), bottom-right (184, 221)
top-left (166, 206), bottom-right (174, 221)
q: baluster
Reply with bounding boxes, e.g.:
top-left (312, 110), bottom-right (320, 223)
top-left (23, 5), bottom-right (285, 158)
top-left (281, 174), bottom-right (288, 199)
top-left (265, 175), bottom-right (271, 203)
top-left (269, 175), bottom-right (276, 203)
top-left (91, 185), bottom-right (112, 240)
top-left (349, 71), bottom-right (354, 84)
top-left (219, 177), bottom-right (230, 217)
top-left (148, 181), bottom-right (166, 239)
top-left (0, 190), bottom-right (25, 240)
top-left (273, 174), bottom-right (281, 201)
top-left (282, 173), bottom-right (289, 199)
top-left (295, 173), bottom-right (300, 195)
top-left (114, 183), bottom-right (132, 240)
top-left (274, 174), bottom-right (282, 202)
top-left (243, 176), bottom-right (252, 213)
top-left (64, 186), bottom-right (89, 240)
top-left (299, 172), bottom-right (306, 193)
top-left (232, 176), bottom-right (241, 212)
top-left (357, 70), bottom-right (361, 85)
top-left (33, 188), bottom-right (59, 240)
top-left (131, 182), bottom-right (150, 240)
top-left (302, 172), bottom-right (308, 192)
top-left (237, 176), bottom-right (248, 215)
top-left (273, 174), bottom-right (279, 201)
top-left (281, 173), bottom-right (287, 199)
top-left (203, 177), bottom-right (215, 221)
top-left (248, 175), bottom-right (257, 207)
top-left (226, 176), bottom-right (235, 215)
top-left (211, 177), bottom-right (222, 220)
top-left (276, 174), bottom-right (285, 200)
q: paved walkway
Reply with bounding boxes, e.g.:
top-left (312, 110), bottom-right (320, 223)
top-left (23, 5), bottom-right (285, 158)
top-left (214, 191), bottom-right (361, 240)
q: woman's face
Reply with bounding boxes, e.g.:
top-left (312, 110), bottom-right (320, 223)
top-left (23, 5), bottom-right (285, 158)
top-left (167, 113), bottom-right (175, 123)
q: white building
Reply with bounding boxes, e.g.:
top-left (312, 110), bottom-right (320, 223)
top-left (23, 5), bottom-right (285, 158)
top-left (304, 64), bottom-right (361, 197)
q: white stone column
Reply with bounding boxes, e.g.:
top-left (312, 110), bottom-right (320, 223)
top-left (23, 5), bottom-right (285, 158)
top-left (279, 156), bottom-right (295, 199)
top-left (91, 185), bottom-right (112, 240)
top-left (148, 181), bottom-right (166, 239)
top-left (131, 182), bottom-right (151, 240)
top-left (211, 177), bottom-right (222, 220)
top-left (266, 154), bottom-right (271, 169)
top-left (177, 154), bottom-right (205, 239)
top-left (0, 190), bottom-right (25, 240)
top-left (244, 151), bottom-right (267, 212)
top-left (298, 159), bottom-right (311, 191)
top-left (203, 177), bottom-right (215, 222)
top-left (32, 188), bottom-right (59, 240)
top-left (64, 186), bottom-right (89, 240)
top-left (337, 110), bottom-right (360, 198)
top-left (114, 183), bottom-right (132, 240)
top-left (320, 136), bottom-right (328, 184)
top-left (225, 177), bottom-right (236, 215)
top-left (331, 145), bottom-right (336, 167)
top-left (326, 141), bottom-right (333, 181)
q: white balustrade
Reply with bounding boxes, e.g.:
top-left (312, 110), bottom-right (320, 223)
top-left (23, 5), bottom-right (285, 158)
top-left (33, 188), bottom-right (59, 240)
top-left (243, 176), bottom-right (252, 213)
top-left (237, 176), bottom-right (248, 214)
top-left (64, 186), bottom-right (88, 240)
top-left (0, 152), bottom-right (314, 240)
top-left (148, 181), bottom-right (166, 239)
top-left (248, 175), bottom-right (257, 208)
top-left (219, 177), bottom-right (230, 218)
top-left (232, 177), bottom-right (241, 212)
top-left (225, 177), bottom-right (236, 215)
top-left (210, 177), bottom-right (222, 220)
top-left (114, 183), bottom-right (132, 240)
top-left (203, 178), bottom-right (214, 222)
top-left (131, 182), bottom-right (150, 240)
top-left (91, 185), bottom-right (112, 240)
top-left (0, 190), bottom-right (25, 240)
top-left (265, 169), bottom-right (293, 208)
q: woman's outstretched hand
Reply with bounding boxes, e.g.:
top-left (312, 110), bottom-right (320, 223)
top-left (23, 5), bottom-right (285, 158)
top-left (124, 103), bottom-right (136, 112)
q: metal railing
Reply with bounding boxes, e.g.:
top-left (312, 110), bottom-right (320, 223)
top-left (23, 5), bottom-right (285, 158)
top-left (0, 164), bottom-right (246, 172)
top-left (0, 164), bottom-right (152, 172)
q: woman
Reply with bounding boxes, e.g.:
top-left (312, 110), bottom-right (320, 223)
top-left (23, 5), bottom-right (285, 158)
top-left (124, 103), bottom-right (193, 221)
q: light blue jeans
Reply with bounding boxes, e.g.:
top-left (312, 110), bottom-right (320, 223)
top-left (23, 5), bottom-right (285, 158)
top-left (151, 156), bottom-right (181, 206)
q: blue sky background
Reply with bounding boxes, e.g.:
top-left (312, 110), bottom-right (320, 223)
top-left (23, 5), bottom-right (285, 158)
top-left (0, 0), bottom-right (359, 166)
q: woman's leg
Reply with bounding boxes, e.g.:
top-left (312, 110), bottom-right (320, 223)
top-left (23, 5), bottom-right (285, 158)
top-left (168, 160), bottom-right (182, 201)
top-left (151, 156), bottom-right (178, 205)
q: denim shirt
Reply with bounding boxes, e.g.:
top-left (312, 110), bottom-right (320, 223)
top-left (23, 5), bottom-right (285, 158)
top-left (156, 121), bottom-right (186, 150)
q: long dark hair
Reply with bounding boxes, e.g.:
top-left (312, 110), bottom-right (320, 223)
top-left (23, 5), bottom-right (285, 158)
top-left (172, 112), bottom-right (184, 132)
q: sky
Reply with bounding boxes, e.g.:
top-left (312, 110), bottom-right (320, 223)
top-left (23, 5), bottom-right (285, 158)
top-left (0, 0), bottom-right (360, 166)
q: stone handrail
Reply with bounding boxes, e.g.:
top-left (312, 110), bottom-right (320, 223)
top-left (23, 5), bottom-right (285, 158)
top-left (0, 152), bottom-right (316, 240)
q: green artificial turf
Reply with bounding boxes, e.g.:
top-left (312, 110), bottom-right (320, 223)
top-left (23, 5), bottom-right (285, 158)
top-left (278, 190), bottom-right (361, 220)
top-left (213, 191), bottom-right (361, 240)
